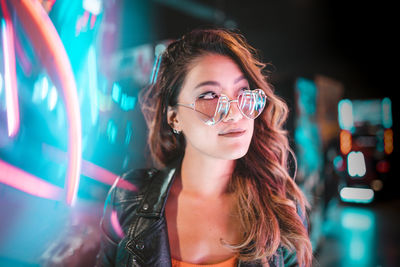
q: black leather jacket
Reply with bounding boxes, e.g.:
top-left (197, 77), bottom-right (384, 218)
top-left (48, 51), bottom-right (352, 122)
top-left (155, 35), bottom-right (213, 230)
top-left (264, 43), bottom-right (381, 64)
top-left (96, 165), bottom-right (302, 267)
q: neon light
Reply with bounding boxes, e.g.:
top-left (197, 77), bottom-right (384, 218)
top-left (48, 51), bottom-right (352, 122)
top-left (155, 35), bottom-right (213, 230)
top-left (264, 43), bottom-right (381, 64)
top-left (338, 99), bottom-right (354, 132)
top-left (333, 155), bottom-right (344, 171)
top-left (107, 119), bottom-right (117, 144)
top-left (42, 144), bottom-right (136, 191)
top-left (90, 14), bottom-right (97, 29)
top-left (382, 97), bottom-right (392, 128)
top-left (384, 129), bottom-right (393, 155)
top-left (1, 18), bottom-right (20, 137)
top-left (340, 187), bottom-right (374, 204)
top-left (340, 208), bottom-right (375, 265)
top-left (347, 151), bottom-right (366, 177)
top-left (41, 76), bottom-right (49, 99)
top-left (0, 72), bottom-right (3, 95)
top-left (111, 83), bottom-right (121, 103)
top-left (120, 94), bottom-right (137, 111)
top-left (11, 0), bottom-right (83, 206)
top-left (340, 130), bottom-right (352, 155)
top-left (87, 45), bottom-right (99, 125)
top-left (125, 121), bottom-right (133, 145)
top-left (0, 159), bottom-right (63, 200)
top-left (83, 0), bottom-right (102, 15)
top-left (110, 210), bottom-right (125, 238)
top-left (48, 85), bottom-right (58, 111)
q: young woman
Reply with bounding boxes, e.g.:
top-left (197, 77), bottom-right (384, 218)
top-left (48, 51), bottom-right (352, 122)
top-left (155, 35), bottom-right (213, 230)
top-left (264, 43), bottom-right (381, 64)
top-left (96, 28), bottom-right (312, 267)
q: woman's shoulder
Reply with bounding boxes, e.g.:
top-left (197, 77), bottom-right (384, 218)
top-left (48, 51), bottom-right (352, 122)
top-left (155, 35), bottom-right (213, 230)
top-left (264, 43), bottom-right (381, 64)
top-left (99, 167), bottom-right (160, 243)
top-left (110, 167), bottom-right (158, 202)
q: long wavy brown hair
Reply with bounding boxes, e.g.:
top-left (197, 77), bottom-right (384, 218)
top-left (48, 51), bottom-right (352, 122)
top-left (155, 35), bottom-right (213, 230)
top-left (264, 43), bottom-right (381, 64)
top-left (140, 28), bottom-right (312, 266)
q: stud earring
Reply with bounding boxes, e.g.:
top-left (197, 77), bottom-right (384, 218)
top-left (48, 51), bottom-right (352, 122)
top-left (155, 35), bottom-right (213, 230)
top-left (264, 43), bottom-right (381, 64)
top-left (173, 128), bottom-right (180, 134)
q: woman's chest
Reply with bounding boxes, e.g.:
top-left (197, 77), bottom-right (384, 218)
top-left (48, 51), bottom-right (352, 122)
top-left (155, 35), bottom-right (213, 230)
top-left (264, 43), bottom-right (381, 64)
top-left (165, 194), bottom-right (240, 263)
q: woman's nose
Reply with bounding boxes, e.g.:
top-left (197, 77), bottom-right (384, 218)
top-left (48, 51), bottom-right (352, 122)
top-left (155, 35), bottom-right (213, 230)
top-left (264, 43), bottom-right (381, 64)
top-left (222, 100), bottom-right (243, 123)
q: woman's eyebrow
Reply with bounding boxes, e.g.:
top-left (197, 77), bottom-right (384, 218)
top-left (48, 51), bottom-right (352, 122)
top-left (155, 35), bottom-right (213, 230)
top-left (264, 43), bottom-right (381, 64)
top-left (234, 75), bottom-right (247, 84)
top-left (194, 75), bottom-right (247, 90)
top-left (194, 80), bottom-right (220, 89)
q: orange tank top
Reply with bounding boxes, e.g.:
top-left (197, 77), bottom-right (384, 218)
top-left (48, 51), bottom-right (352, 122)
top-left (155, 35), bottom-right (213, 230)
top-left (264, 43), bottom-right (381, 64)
top-left (171, 256), bottom-right (237, 267)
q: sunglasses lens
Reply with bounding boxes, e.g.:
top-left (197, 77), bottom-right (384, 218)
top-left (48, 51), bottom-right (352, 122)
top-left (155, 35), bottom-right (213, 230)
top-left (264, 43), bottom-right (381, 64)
top-left (238, 89), bottom-right (266, 119)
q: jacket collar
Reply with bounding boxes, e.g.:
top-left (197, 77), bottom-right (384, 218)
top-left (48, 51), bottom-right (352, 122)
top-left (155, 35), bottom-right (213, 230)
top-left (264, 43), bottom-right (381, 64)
top-left (136, 166), bottom-right (177, 218)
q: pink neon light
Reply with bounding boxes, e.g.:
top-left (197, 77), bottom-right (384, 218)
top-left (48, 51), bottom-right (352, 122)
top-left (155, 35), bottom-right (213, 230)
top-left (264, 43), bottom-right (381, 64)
top-left (13, 28), bottom-right (32, 76)
top-left (0, 159), bottom-right (63, 200)
top-left (90, 14), bottom-right (97, 29)
top-left (42, 144), bottom-right (137, 192)
top-left (11, 0), bottom-right (82, 205)
top-left (111, 210), bottom-right (125, 238)
top-left (0, 0), bottom-right (20, 138)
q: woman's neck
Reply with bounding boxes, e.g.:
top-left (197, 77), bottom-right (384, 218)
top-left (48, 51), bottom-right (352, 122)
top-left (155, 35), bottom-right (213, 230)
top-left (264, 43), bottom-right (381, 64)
top-left (174, 147), bottom-right (236, 199)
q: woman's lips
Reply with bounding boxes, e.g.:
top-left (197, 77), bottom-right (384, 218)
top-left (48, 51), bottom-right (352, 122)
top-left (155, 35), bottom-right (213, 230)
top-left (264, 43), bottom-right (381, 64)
top-left (218, 129), bottom-right (246, 137)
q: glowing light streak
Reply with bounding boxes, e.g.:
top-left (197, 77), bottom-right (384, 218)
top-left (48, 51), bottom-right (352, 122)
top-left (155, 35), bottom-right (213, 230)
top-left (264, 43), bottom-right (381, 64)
top-left (340, 187), bottom-right (374, 204)
top-left (110, 210), bottom-right (125, 238)
top-left (120, 94), bottom-right (137, 111)
top-left (13, 27), bottom-right (32, 76)
top-left (87, 45), bottom-right (99, 125)
top-left (107, 119), bottom-right (117, 144)
top-left (149, 43), bottom-right (166, 84)
top-left (41, 76), bottom-right (49, 99)
top-left (1, 16), bottom-right (20, 137)
top-left (42, 144), bottom-right (137, 191)
top-left (111, 82), bottom-right (121, 103)
top-left (0, 73), bottom-right (3, 95)
top-left (90, 14), bottom-right (97, 29)
top-left (347, 151), bottom-right (366, 177)
top-left (0, 159), bottom-right (63, 200)
top-left (48, 85), bottom-right (58, 110)
top-left (11, 0), bottom-right (82, 206)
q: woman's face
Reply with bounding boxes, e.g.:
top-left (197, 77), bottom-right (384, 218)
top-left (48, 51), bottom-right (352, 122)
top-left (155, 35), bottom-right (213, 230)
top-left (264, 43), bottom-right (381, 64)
top-left (169, 54), bottom-right (255, 160)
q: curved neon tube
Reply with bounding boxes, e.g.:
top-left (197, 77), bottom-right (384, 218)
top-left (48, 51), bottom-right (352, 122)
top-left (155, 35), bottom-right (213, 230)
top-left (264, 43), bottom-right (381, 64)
top-left (10, 0), bottom-right (82, 205)
top-left (0, 0), bottom-right (20, 138)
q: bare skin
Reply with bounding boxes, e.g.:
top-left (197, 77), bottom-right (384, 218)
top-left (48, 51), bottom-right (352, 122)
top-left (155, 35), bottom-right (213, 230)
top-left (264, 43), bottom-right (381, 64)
top-left (165, 149), bottom-right (241, 264)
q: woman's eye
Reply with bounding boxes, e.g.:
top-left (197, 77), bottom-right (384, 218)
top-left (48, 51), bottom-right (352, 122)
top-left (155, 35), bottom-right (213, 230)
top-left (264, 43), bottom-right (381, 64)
top-left (199, 91), bottom-right (218, 99)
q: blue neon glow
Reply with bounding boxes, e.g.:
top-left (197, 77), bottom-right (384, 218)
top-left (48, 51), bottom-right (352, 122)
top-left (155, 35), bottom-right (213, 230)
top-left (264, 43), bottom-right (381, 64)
top-left (111, 83), bottom-right (121, 103)
top-left (333, 155), bottom-right (344, 171)
top-left (340, 187), bottom-right (374, 204)
top-left (340, 207), bottom-right (375, 265)
top-left (125, 121), bottom-right (133, 145)
top-left (107, 119), bottom-right (117, 144)
top-left (120, 94), bottom-right (137, 111)
top-left (347, 151), bottom-right (366, 177)
top-left (0, 72), bottom-right (3, 95)
top-left (338, 99), bottom-right (354, 132)
top-left (87, 45), bottom-right (99, 125)
top-left (294, 77), bottom-right (322, 179)
top-left (382, 97), bottom-right (392, 128)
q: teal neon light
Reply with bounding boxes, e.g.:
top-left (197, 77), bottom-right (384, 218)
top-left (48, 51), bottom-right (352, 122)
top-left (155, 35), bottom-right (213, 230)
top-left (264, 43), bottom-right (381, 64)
top-left (382, 97), bottom-right (392, 128)
top-left (338, 99), bottom-right (354, 132)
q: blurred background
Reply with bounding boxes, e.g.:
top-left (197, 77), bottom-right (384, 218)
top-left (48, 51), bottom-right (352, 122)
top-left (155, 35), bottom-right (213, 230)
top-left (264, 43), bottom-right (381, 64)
top-left (0, 0), bottom-right (398, 266)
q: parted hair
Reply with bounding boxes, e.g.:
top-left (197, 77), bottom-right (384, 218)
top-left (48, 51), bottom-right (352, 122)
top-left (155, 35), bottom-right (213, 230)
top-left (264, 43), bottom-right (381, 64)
top-left (140, 28), bottom-right (312, 266)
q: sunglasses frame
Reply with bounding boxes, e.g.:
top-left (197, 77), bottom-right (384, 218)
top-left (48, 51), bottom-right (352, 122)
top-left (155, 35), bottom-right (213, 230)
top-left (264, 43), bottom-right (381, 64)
top-left (176, 89), bottom-right (266, 125)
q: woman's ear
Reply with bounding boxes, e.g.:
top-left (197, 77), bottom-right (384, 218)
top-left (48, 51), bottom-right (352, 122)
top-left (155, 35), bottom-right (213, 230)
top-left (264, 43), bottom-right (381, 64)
top-left (167, 106), bottom-right (180, 131)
